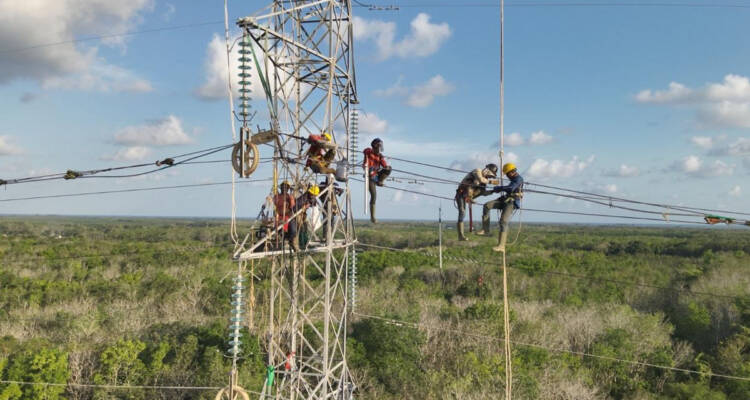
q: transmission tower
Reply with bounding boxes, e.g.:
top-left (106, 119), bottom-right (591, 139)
top-left (230, 1), bottom-right (358, 399)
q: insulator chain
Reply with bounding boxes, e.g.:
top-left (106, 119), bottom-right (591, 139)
top-left (228, 274), bottom-right (246, 358)
top-left (350, 108), bottom-right (359, 168)
top-left (237, 36), bottom-right (253, 125)
top-left (350, 246), bottom-right (357, 312)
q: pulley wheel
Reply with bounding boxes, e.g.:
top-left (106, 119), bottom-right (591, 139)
top-left (214, 386), bottom-right (250, 400)
top-left (232, 140), bottom-right (260, 177)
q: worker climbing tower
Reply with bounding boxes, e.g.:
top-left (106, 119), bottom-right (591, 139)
top-left (231, 1), bottom-right (358, 399)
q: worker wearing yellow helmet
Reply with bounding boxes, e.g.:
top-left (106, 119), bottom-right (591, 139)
top-left (475, 162), bottom-right (524, 253)
top-left (305, 131), bottom-right (337, 175)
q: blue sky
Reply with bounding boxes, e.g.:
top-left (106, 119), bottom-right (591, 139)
top-left (1, 1), bottom-right (749, 224)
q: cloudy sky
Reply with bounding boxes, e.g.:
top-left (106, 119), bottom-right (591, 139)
top-left (1, 1), bottom-right (749, 223)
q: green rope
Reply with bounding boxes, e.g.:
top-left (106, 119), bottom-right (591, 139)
top-left (265, 366), bottom-right (275, 387)
top-left (248, 37), bottom-right (277, 120)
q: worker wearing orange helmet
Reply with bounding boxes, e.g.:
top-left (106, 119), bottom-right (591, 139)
top-left (305, 132), bottom-right (337, 175)
top-left (477, 163), bottom-right (524, 252)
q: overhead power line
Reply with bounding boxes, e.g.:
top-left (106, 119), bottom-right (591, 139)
top-left (352, 313), bottom-right (750, 382)
top-left (0, 20), bottom-right (224, 54)
top-left (355, 242), bottom-right (747, 301)
top-left (0, 178), bottom-right (271, 203)
top-left (0, 144), bottom-right (235, 186)
top-left (356, 1), bottom-right (750, 9)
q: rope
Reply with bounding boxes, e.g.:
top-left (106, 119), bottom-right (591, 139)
top-left (0, 144), bottom-right (235, 185)
top-left (225, 0), bottom-right (240, 248)
top-left (351, 313), bottom-right (750, 382)
top-left (0, 179), bottom-right (272, 203)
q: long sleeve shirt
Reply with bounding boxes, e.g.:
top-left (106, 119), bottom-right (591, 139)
top-left (496, 174), bottom-right (524, 208)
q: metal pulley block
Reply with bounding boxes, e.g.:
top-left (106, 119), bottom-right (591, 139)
top-left (250, 128), bottom-right (277, 145)
top-left (232, 139), bottom-right (260, 177)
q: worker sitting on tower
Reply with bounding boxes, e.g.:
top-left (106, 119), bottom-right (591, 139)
top-left (484, 163), bottom-right (523, 253)
top-left (455, 164), bottom-right (498, 241)
top-left (363, 138), bottom-right (391, 223)
top-left (273, 180), bottom-right (298, 251)
top-left (305, 132), bottom-right (337, 175)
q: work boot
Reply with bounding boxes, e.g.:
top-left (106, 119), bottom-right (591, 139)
top-left (493, 230), bottom-right (508, 252)
top-left (475, 229), bottom-right (488, 236)
top-left (370, 204), bottom-right (376, 224)
top-left (457, 222), bottom-right (468, 241)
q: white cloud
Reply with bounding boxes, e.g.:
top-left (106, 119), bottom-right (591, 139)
top-left (505, 132), bottom-right (524, 146)
top-left (0, 136), bottom-right (23, 156)
top-left (698, 101), bottom-right (750, 129)
top-left (705, 74), bottom-right (750, 101)
top-left (195, 34), bottom-right (245, 100)
top-left (690, 136), bottom-right (714, 149)
top-left (195, 34), bottom-right (295, 103)
top-left (636, 75), bottom-right (750, 129)
top-left (670, 155), bottom-right (734, 177)
top-left (449, 151), bottom-right (517, 173)
top-left (113, 115), bottom-right (193, 146)
top-left (527, 156), bottom-right (595, 179)
top-left (729, 185), bottom-right (741, 197)
top-left (708, 137), bottom-right (750, 157)
top-left (635, 82), bottom-right (693, 104)
top-left (529, 130), bottom-right (554, 145)
top-left (353, 13), bottom-right (451, 60)
top-left (359, 112), bottom-right (388, 134)
top-left (101, 146), bottom-right (152, 161)
top-left (163, 3), bottom-right (176, 21)
top-left (376, 75), bottom-right (454, 108)
top-left (0, 0), bottom-right (153, 91)
top-left (406, 75), bottom-right (454, 107)
top-left (603, 164), bottom-right (640, 178)
top-left (42, 61), bottom-right (152, 92)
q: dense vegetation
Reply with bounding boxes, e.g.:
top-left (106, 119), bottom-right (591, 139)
top-left (1, 217), bottom-right (748, 399)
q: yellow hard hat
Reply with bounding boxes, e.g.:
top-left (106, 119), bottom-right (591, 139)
top-left (502, 163), bottom-right (517, 174)
top-left (323, 133), bottom-right (332, 142)
top-left (280, 180), bottom-right (291, 189)
top-left (308, 185), bottom-right (320, 196)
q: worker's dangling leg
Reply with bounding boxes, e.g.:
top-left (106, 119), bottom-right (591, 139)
top-left (477, 198), bottom-right (503, 236)
top-left (493, 201), bottom-right (515, 253)
top-left (288, 219), bottom-right (299, 252)
top-left (456, 196), bottom-right (468, 241)
top-left (375, 166), bottom-right (391, 187)
top-left (368, 178), bottom-right (377, 223)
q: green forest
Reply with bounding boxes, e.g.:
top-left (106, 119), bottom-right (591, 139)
top-left (0, 217), bottom-right (748, 399)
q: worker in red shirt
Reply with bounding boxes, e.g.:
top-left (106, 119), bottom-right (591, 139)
top-left (305, 132), bottom-right (337, 175)
top-left (363, 138), bottom-right (391, 223)
top-left (273, 180), bottom-right (298, 251)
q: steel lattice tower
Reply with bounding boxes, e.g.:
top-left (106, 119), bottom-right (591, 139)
top-left (233, 1), bottom-right (358, 399)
